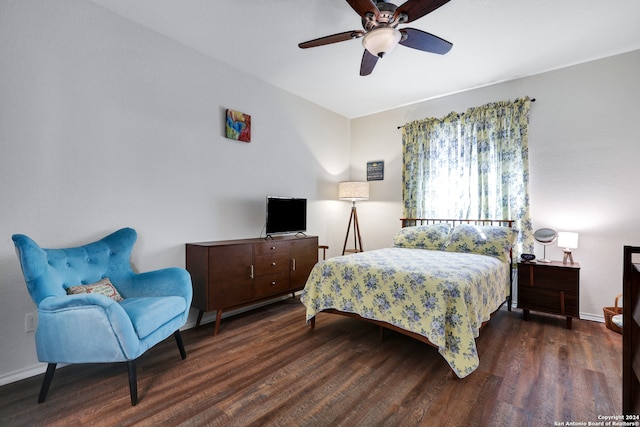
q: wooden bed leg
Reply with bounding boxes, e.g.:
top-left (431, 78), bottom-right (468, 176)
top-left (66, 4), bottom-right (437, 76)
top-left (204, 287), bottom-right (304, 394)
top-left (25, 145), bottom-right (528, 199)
top-left (309, 317), bottom-right (316, 329)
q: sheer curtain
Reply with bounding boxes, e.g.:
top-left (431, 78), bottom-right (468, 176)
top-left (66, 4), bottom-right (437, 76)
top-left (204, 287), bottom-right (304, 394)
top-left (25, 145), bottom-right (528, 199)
top-left (402, 97), bottom-right (534, 256)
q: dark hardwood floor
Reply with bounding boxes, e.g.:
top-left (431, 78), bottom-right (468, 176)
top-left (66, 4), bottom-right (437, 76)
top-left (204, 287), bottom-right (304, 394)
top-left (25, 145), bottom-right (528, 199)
top-left (0, 297), bottom-right (622, 426)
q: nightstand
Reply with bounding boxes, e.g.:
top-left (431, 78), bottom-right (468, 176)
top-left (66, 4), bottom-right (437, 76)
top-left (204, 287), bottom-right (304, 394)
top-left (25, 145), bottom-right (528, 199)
top-left (517, 261), bottom-right (580, 329)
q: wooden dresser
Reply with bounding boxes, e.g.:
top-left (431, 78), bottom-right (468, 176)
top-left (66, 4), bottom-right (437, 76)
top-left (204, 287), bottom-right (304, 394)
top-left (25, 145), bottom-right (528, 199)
top-left (517, 261), bottom-right (580, 329)
top-left (186, 235), bottom-right (318, 335)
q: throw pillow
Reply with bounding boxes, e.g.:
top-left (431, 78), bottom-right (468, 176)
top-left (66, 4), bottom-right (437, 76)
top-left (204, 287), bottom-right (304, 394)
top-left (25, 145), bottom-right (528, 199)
top-left (66, 278), bottom-right (124, 302)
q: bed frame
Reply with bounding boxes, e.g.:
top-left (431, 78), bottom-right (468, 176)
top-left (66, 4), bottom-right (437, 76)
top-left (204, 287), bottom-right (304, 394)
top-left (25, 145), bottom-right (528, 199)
top-left (308, 218), bottom-right (516, 351)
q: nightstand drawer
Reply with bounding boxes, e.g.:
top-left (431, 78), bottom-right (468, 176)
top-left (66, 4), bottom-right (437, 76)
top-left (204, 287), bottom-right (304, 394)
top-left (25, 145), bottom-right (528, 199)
top-left (518, 287), bottom-right (578, 317)
top-left (518, 264), bottom-right (579, 292)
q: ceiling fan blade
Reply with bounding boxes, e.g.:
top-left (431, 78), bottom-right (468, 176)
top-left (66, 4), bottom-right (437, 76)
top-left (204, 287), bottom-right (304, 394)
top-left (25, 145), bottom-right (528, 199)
top-left (399, 28), bottom-right (452, 54)
top-left (346, 0), bottom-right (379, 18)
top-left (360, 50), bottom-right (379, 76)
top-left (299, 30), bottom-right (365, 49)
top-left (394, 0), bottom-right (450, 23)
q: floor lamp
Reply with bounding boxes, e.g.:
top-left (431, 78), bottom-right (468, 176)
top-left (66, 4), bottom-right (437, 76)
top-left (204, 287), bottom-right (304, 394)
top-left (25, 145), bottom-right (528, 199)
top-left (339, 181), bottom-right (369, 255)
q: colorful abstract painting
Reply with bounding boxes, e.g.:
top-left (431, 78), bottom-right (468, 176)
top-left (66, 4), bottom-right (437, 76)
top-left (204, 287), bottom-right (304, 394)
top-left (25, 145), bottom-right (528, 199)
top-left (225, 109), bottom-right (251, 142)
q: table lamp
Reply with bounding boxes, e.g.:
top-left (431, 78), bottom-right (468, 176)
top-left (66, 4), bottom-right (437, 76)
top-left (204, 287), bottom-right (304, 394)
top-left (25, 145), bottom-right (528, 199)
top-left (557, 231), bottom-right (579, 264)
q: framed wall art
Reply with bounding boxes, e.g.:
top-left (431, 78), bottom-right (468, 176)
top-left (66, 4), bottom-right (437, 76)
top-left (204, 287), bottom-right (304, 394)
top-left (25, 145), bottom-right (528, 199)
top-left (225, 109), bottom-right (251, 142)
top-left (367, 160), bottom-right (384, 181)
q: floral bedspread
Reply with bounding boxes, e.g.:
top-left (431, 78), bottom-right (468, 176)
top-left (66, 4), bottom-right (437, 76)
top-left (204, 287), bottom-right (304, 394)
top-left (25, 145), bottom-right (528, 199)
top-left (300, 248), bottom-right (509, 377)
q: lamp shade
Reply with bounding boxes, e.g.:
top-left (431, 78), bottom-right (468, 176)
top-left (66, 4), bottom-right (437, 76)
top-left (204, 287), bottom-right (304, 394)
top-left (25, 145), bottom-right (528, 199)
top-left (338, 181), bottom-right (369, 201)
top-left (557, 232), bottom-right (579, 249)
top-left (362, 27), bottom-right (401, 57)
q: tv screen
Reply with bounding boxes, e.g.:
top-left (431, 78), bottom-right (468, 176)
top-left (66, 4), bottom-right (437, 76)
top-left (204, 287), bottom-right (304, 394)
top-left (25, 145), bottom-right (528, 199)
top-left (266, 197), bottom-right (307, 235)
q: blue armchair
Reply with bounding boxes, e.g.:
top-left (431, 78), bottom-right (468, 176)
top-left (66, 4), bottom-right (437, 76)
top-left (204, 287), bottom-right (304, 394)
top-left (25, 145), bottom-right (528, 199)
top-left (12, 228), bottom-right (192, 406)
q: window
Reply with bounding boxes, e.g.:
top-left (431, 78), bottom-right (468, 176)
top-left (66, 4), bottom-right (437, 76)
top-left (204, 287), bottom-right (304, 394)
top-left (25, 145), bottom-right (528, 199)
top-left (401, 98), bottom-right (534, 255)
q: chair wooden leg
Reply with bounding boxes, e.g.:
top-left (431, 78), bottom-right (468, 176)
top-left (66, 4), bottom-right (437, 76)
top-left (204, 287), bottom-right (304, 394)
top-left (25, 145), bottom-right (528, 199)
top-left (38, 363), bottom-right (57, 403)
top-left (174, 330), bottom-right (187, 360)
top-left (127, 360), bottom-right (138, 406)
top-left (213, 310), bottom-right (223, 336)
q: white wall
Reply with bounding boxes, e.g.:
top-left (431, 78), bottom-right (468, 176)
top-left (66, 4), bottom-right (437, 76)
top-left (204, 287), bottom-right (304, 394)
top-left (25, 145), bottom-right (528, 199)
top-left (351, 49), bottom-right (640, 321)
top-left (0, 0), bottom-right (351, 384)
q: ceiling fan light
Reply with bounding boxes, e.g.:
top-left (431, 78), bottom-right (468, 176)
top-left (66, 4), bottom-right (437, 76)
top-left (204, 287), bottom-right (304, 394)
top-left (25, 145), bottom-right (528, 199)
top-left (362, 27), bottom-right (401, 58)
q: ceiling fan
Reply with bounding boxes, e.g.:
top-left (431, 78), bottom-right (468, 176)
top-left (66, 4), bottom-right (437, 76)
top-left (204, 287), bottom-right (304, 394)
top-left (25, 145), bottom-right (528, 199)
top-left (298, 0), bottom-right (453, 76)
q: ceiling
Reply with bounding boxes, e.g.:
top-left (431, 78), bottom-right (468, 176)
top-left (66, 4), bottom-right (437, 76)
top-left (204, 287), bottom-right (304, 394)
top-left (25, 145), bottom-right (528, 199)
top-left (88, 0), bottom-right (640, 119)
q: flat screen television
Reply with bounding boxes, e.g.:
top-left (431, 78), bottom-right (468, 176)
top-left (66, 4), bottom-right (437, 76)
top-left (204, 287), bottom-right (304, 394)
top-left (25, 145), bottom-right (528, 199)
top-left (266, 196), bottom-right (307, 235)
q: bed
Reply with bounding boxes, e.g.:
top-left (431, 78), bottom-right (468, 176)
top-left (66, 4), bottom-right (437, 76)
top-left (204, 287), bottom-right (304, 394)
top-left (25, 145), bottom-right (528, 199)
top-left (300, 218), bottom-right (517, 378)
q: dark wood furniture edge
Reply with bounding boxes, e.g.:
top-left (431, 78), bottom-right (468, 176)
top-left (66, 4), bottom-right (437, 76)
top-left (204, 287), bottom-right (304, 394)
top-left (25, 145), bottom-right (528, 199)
top-left (623, 245), bottom-right (640, 415)
top-left (400, 218), bottom-right (515, 228)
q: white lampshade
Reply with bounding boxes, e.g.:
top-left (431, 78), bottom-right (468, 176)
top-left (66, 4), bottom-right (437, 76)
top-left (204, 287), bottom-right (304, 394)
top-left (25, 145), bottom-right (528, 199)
top-left (338, 181), bottom-right (369, 201)
top-left (557, 232), bottom-right (579, 250)
top-left (362, 27), bottom-right (401, 57)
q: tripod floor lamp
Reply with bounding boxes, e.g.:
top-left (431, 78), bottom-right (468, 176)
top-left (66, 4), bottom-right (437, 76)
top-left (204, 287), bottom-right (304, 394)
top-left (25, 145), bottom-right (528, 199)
top-left (339, 181), bottom-right (369, 255)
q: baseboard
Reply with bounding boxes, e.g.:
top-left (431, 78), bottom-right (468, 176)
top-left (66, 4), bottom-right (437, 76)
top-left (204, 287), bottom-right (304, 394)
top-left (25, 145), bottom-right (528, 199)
top-left (510, 301), bottom-right (605, 323)
top-left (578, 312), bottom-right (604, 323)
top-left (0, 363), bottom-right (47, 387)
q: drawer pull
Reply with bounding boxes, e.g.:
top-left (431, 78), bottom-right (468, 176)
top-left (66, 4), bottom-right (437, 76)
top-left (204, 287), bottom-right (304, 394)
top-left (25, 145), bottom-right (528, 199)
top-left (250, 265), bottom-right (254, 279)
top-left (292, 258), bottom-right (296, 271)
top-left (271, 281), bottom-right (277, 286)
top-left (271, 262), bottom-right (277, 266)
top-left (271, 246), bottom-right (276, 250)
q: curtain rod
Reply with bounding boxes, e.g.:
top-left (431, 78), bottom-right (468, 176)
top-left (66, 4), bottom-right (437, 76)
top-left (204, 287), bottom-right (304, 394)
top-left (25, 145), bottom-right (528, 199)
top-left (397, 98), bottom-right (536, 129)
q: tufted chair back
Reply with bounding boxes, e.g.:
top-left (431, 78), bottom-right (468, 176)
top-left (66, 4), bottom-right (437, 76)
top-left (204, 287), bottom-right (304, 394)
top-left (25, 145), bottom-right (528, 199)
top-left (13, 228), bottom-right (136, 305)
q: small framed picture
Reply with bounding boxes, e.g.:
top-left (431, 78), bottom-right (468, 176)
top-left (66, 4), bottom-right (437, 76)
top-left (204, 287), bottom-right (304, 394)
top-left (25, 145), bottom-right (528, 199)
top-left (367, 161), bottom-right (384, 181)
top-left (225, 109), bottom-right (251, 142)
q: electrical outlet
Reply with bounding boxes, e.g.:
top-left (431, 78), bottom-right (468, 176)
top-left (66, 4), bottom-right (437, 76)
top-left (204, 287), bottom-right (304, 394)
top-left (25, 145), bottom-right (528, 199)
top-left (25, 313), bottom-right (37, 333)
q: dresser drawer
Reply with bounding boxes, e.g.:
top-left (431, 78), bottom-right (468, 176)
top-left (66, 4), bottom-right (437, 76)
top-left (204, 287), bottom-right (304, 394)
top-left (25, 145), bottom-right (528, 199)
top-left (254, 253), bottom-right (290, 275)
top-left (254, 271), bottom-right (290, 297)
top-left (254, 241), bottom-right (290, 256)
